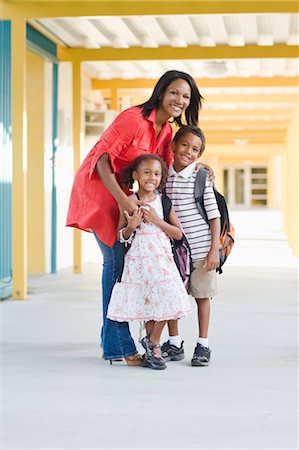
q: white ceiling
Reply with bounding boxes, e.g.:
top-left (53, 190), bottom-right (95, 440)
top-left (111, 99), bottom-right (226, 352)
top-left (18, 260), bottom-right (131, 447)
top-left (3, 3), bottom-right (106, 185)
top-left (33, 13), bottom-right (299, 79)
top-left (30, 11), bottom-right (298, 144)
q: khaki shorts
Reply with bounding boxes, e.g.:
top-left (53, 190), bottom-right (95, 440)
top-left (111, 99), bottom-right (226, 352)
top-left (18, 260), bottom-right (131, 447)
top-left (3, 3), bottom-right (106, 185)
top-left (187, 259), bottom-right (218, 299)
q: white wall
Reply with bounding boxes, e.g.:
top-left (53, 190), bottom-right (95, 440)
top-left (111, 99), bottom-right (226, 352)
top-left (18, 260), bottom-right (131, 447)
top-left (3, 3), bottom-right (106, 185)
top-left (55, 64), bottom-right (109, 270)
top-left (56, 62), bottom-right (74, 270)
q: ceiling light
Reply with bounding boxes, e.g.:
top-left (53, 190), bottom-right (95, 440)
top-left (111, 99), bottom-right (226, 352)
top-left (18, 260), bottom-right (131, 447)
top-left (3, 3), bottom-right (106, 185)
top-left (234, 139), bottom-right (248, 146)
top-left (202, 61), bottom-right (227, 78)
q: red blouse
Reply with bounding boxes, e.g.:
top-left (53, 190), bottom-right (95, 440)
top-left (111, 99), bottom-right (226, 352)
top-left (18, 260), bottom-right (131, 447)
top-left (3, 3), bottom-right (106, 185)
top-left (66, 107), bottom-right (173, 247)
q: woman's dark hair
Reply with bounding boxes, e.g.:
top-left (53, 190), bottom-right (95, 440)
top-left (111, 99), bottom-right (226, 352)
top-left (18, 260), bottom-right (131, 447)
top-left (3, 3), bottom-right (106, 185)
top-left (121, 154), bottom-right (168, 192)
top-left (138, 70), bottom-right (203, 127)
top-left (173, 125), bottom-right (206, 154)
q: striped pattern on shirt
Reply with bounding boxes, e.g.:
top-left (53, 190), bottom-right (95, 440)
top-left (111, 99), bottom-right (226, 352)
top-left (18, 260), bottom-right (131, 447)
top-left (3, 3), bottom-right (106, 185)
top-left (165, 167), bottom-right (220, 261)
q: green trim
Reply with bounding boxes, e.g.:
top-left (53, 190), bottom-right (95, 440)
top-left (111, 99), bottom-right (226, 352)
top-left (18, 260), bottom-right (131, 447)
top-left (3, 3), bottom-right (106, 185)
top-left (26, 23), bottom-right (57, 62)
top-left (0, 20), bottom-right (12, 299)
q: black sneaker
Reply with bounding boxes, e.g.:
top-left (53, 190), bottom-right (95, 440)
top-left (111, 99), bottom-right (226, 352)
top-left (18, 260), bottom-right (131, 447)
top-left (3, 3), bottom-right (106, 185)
top-left (161, 340), bottom-right (185, 362)
top-left (191, 343), bottom-right (211, 367)
top-left (141, 353), bottom-right (166, 370)
top-left (141, 336), bottom-right (167, 370)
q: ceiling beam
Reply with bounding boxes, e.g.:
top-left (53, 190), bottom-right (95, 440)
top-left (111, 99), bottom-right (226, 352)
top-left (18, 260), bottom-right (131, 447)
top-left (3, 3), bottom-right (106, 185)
top-left (201, 120), bottom-right (290, 128)
top-left (58, 45), bottom-right (298, 62)
top-left (205, 129), bottom-right (286, 143)
top-left (201, 109), bottom-right (293, 117)
top-left (2, 1), bottom-right (298, 20)
top-left (204, 94), bottom-right (296, 103)
top-left (92, 77), bottom-right (299, 89)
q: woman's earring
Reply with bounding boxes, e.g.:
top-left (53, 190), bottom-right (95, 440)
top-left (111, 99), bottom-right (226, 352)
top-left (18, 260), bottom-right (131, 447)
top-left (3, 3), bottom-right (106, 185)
top-left (129, 180), bottom-right (139, 193)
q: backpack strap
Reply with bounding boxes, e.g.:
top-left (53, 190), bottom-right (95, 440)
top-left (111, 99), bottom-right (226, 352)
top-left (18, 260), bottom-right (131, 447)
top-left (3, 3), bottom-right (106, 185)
top-left (194, 169), bottom-right (209, 224)
top-left (161, 193), bottom-right (172, 224)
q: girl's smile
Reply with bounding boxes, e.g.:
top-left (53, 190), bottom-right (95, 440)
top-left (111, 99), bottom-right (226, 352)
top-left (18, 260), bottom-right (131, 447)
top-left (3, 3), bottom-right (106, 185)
top-left (133, 160), bottom-right (163, 194)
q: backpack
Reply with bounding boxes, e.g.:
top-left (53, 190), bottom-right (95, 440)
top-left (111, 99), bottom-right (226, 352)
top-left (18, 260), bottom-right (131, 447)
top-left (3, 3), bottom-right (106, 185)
top-left (161, 194), bottom-right (194, 285)
top-left (194, 169), bottom-right (235, 274)
top-left (119, 193), bottom-right (193, 285)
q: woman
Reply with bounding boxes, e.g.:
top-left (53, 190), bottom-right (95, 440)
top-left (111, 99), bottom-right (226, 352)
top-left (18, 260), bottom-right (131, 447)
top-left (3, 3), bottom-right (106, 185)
top-left (66, 70), bottom-right (204, 364)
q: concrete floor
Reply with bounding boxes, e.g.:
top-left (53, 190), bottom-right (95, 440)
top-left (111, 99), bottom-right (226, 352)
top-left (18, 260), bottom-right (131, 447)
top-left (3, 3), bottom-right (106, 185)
top-left (1, 210), bottom-right (298, 450)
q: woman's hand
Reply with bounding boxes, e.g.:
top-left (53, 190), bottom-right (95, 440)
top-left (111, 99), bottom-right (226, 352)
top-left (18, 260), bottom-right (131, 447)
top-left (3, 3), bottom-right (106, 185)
top-left (118, 196), bottom-right (140, 215)
top-left (96, 155), bottom-right (143, 214)
top-left (196, 162), bottom-right (215, 184)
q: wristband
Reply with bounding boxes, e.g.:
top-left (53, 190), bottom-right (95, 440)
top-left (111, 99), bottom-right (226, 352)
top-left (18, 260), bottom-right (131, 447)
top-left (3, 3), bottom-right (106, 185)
top-left (119, 228), bottom-right (134, 245)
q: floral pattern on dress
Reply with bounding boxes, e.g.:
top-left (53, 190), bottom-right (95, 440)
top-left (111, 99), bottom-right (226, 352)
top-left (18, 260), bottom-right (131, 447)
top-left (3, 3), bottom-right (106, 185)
top-left (107, 195), bottom-right (191, 322)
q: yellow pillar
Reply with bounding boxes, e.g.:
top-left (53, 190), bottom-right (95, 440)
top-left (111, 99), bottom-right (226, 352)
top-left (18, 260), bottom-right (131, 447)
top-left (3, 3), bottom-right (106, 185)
top-left (27, 51), bottom-right (45, 272)
top-left (110, 87), bottom-right (118, 111)
top-left (267, 154), bottom-right (282, 209)
top-left (12, 17), bottom-right (27, 299)
top-left (72, 61), bottom-right (82, 273)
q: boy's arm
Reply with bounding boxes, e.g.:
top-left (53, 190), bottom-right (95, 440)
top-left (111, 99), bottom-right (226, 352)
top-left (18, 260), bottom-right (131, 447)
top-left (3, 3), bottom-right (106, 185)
top-left (196, 162), bottom-right (215, 183)
top-left (204, 217), bottom-right (220, 271)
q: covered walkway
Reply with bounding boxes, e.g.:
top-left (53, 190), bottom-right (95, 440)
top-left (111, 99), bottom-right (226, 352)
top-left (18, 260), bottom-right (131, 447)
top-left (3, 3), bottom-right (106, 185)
top-left (1, 210), bottom-right (298, 449)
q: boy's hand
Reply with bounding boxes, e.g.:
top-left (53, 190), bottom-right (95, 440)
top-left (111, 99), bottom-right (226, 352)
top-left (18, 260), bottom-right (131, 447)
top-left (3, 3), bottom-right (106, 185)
top-left (203, 247), bottom-right (220, 271)
top-left (123, 208), bottom-right (143, 230)
top-left (197, 162), bottom-right (215, 184)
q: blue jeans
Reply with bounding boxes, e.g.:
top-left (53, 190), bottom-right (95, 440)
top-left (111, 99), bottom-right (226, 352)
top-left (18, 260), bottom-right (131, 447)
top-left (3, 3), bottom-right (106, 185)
top-left (94, 234), bottom-right (138, 360)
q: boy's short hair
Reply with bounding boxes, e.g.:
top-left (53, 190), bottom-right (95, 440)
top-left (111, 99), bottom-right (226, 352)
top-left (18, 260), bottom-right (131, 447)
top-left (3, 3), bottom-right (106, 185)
top-left (173, 125), bottom-right (206, 153)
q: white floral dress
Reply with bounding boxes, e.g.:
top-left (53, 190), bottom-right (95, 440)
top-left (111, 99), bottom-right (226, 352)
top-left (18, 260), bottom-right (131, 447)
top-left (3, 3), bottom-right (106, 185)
top-left (107, 195), bottom-right (191, 322)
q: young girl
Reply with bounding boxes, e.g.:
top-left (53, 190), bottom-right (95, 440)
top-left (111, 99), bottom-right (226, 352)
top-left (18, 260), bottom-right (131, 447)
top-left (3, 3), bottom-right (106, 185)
top-left (107, 154), bottom-right (191, 370)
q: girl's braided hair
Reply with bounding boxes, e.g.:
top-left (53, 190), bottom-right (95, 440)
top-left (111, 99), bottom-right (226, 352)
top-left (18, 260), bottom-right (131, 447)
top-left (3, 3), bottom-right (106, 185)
top-left (121, 154), bottom-right (168, 192)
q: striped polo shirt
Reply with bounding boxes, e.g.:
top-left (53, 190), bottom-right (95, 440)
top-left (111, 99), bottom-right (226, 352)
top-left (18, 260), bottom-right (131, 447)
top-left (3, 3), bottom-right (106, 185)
top-left (165, 162), bottom-right (221, 261)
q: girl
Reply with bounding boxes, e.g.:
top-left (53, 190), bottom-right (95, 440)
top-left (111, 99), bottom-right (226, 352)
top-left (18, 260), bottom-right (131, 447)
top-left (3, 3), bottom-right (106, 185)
top-left (107, 154), bottom-right (191, 370)
top-left (67, 70), bottom-right (203, 364)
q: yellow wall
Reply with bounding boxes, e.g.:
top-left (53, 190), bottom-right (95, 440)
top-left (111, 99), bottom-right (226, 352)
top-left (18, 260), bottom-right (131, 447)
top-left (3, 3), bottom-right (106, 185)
top-left (26, 50), bottom-right (46, 272)
top-left (200, 144), bottom-right (283, 201)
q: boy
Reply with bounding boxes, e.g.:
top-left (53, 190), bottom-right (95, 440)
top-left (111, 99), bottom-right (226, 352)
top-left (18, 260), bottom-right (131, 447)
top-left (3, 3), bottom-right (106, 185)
top-left (162, 126), bottom-right (220, 366)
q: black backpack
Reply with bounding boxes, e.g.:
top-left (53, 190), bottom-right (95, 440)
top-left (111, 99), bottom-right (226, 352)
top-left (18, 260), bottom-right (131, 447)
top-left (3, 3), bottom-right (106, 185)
top-left (161, 194), bottom-right (194, 285)
top-left (194, 169), bottom-right (235, 274)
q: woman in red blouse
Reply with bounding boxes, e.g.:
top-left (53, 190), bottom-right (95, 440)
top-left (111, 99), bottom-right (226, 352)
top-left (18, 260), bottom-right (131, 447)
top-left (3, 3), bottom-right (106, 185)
top-left (66, 70), bottom-right (204, 364)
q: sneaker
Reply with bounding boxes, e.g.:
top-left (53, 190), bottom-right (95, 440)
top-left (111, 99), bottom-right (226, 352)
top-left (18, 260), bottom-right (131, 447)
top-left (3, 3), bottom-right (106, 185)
top-left (191, 343), bottom-right (211, 367)
top-left (141, 353), bottom-right (166, 370)
top-left (161, 340), bottom-right (185, 362)
top-left (140, 336), bottom-right (167, 370)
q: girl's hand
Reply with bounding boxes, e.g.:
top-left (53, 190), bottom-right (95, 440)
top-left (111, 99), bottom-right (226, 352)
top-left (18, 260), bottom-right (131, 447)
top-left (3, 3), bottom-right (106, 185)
top-left (123, 208), bottom-right (143, 231)
top-left (141, 204), bottom-right (161, 226)
top-left (203, 248), bottom-right (220, 271)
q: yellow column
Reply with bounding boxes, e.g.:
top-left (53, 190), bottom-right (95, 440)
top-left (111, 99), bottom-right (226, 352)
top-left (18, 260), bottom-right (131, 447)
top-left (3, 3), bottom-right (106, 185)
top-left (12, 17), bottom-right (27, 299)
top-left (267, 154), bottom-right (282, 209)
top-left (72, 61), bottom-right (82, 273)
top-left (110, 87), bottom-right (118, 111)
top-left (27, 51), bottom-right (45, 272)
